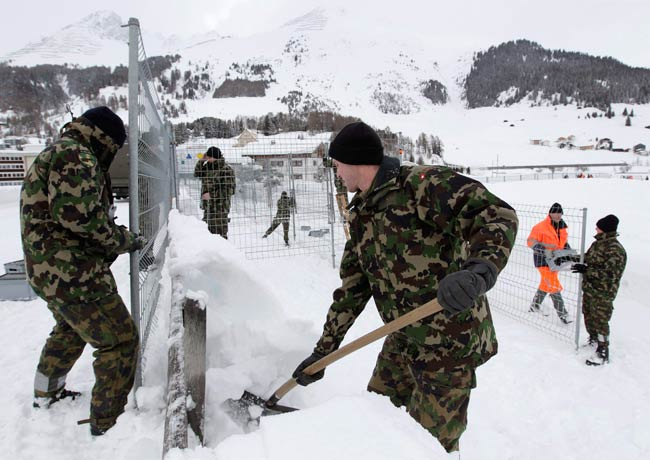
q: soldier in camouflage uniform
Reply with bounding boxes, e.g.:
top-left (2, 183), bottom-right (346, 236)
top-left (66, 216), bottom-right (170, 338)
top-left (292, 122), bottom-right (518, 453)
top-left (262, 190), bottom-right (296, 246)
top-left (572, 214), bottom-right (627, 366)
top-left (20, 107), bottom-right (145, 436)
top-left (193, 146), bottom-right (236, 238)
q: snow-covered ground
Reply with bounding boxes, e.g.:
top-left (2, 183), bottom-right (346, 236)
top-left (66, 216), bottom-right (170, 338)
top-left (1, 166), bottom-right (649, 459)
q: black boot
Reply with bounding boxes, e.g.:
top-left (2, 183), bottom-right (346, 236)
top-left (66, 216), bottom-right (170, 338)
top-left (586, 343), bottom-right (609, 366)
top-left (33, 388), bottom-right (81, 409)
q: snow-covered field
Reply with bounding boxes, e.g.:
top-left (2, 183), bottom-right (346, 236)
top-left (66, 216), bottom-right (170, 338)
top-left (1, 152), bottom-right (649, 459)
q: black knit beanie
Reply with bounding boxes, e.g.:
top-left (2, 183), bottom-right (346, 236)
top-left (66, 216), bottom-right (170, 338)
top-left (328, 122), bottom-right (384, 165)
top-left (596, 214), bottom-right (619, 232)
top-left (81, 106), bottom-right (126, 147)
top-left (205, 146), bottom-right (222, 159)
top-left (549, 202), bottom-right (563, 214)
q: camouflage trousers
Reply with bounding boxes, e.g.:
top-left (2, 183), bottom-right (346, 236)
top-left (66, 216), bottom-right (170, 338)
top-left (203, 198), bottom-right (231, 238)
top-left (367, 334), bottom-right (476, 453)
top-left (582, 290), bottom-right (614, 341)
top-left (34, 293), bottom-right (139, 430)
top-left (264, 218), bottom-right (290, 243)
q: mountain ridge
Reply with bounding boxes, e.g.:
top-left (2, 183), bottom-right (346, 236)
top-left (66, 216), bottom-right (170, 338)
top-left (1, 9), bottom-right (649, 138)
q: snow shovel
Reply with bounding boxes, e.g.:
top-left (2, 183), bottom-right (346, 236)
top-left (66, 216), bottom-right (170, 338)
top-left (224, 297), bottom-right (444, 428)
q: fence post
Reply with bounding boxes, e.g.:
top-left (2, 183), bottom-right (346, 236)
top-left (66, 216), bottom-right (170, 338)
top-left (574, 207), bottom-right (588, 349)
top-left (325, 158), bottom-right (336, 268)
top-left (183, 298), bottom-right (206, 444)
top-left (127, 17), bottom-right (143, 390)
top-left (163, 279), bottom-right (188, 456)
top-left (168, 121), bottom-right (179, 206)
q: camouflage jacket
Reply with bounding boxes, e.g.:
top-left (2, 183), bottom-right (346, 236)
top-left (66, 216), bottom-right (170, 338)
top-left (315, 157), bottom-right (518, 373)
top-left (583, 231), bottom-right (627, 300)
top-left (20, 118), bottom-right (135, 304)
top-left (275, 194), bottom-right (296, 220)
top-left (194, 157), bottom-right (236, 199)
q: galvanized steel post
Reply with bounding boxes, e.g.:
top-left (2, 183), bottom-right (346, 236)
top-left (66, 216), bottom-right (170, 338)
top-left (127, 17), bottom-right (142, 389)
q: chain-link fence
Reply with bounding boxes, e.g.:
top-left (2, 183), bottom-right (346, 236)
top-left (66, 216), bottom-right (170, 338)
top-left (488, 203), bottom-right (587, 347)
top-left (127, 18), bottom-right (177, 387)
top-left (175, 132), bottom-right (349, 264)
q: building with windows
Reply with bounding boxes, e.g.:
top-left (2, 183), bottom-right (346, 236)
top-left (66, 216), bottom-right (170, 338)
top-left (0, 141), bottom-right (45, 186)
top-left (176, 131), bottom-right (332, 182)
top-left (0, 151), bottom-right (27, 186)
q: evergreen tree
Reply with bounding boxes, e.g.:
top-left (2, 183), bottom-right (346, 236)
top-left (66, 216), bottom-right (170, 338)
top-left (625, 116), bottom-right (632, 126)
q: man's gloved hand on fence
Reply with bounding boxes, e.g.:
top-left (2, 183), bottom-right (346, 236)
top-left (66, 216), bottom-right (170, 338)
top-left (438, 259), bottom-right (498, 316)
top-left (292, 351), bottom-right (325, 386)
top-left (130, 234), bottom-right (148, 252)
top-left (571, 263), bottom-right (587, 274)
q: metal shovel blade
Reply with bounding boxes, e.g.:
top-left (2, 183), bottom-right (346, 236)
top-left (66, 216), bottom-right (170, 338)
top-left (223, 391), bottom-right (299, 428)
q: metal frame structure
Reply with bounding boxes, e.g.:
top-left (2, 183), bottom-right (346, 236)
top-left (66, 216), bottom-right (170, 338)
top-left (127, 18), bottom-right (177, 388)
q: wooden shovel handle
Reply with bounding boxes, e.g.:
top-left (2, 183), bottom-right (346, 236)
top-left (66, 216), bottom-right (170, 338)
top-left (265, 298), bottom-right (444, 407)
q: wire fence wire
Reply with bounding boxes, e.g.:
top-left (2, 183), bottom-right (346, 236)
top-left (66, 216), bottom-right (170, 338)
top-left (128, 18), bottom-right (176, 388)
top-left (175, 132), bottom-right (349, 264)
top-left (488, 203), bottom-right (587, 347)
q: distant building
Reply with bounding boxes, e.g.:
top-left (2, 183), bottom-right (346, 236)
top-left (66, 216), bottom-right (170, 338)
top-left (0, 151), bottom-right (27, 186)
top-left (0, 259), bottom-right (36, 301)
top-left (233, 129), bottom-right (259, 148)
top-left (596, 138), bottom-right (613, 150)
top-left (1, 136), bottom-right (27, 150)
top-left (0, 140), bottom-right (44, 186)
top-left (243, 142), bottom-right (327, 181)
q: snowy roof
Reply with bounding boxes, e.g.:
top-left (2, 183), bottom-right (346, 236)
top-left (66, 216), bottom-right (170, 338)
top-left (176, 131), bottom-right (332, 164)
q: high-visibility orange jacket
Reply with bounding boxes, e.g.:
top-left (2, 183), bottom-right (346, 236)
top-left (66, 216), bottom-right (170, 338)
top-left (527, 216), bottom-right (569, 267)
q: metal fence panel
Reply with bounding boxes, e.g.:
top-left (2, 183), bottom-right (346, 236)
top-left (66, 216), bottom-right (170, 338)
top-left (176, 134), bottom-right (348, 264)
top-left (128, 18), bottom-right (176, 387)
top-left (488, 203), bottom-right (586, 347)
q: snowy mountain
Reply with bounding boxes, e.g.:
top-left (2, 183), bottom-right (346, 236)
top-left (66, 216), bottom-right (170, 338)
top-left (1, 11), bottom-right (129, 67)
top-left (1, 8), bottom-right (650, 145)
top-left (0, 8), bottom-right (466, 115)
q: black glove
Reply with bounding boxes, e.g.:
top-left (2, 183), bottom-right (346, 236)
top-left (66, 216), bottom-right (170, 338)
top-left (571, 263), bottom-right (587, 274)
top-left (438, 259), bottom-right (498, 316)
top-left (130, 234), bottom-right (148, 252)
top-left (292, 351), bottom-right (325, 386)
top-left (555, 256), bottom-right (570, 265)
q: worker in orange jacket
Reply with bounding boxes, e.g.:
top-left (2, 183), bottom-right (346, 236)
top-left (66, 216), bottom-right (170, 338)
top-left (527, 203), bottom-right (571, 323)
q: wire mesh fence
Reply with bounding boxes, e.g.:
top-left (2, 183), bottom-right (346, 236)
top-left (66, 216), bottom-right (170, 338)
top-left (488, 203), bottom-right (587, 347)
top-left (127, 18), bottom-right (176, 387)
top-left (175, 132), bottom-right (349, 264)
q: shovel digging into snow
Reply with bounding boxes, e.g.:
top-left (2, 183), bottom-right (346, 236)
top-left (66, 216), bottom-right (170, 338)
top-left (224, 298), bottom-right (444, 428)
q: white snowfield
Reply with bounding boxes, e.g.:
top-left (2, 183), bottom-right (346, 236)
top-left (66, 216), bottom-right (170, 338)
top-left (1, 166), bottom-right (649, 459)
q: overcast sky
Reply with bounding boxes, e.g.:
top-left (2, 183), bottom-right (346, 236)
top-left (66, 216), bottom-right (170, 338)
top-left (2, 0), bottom-right (649, 68)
